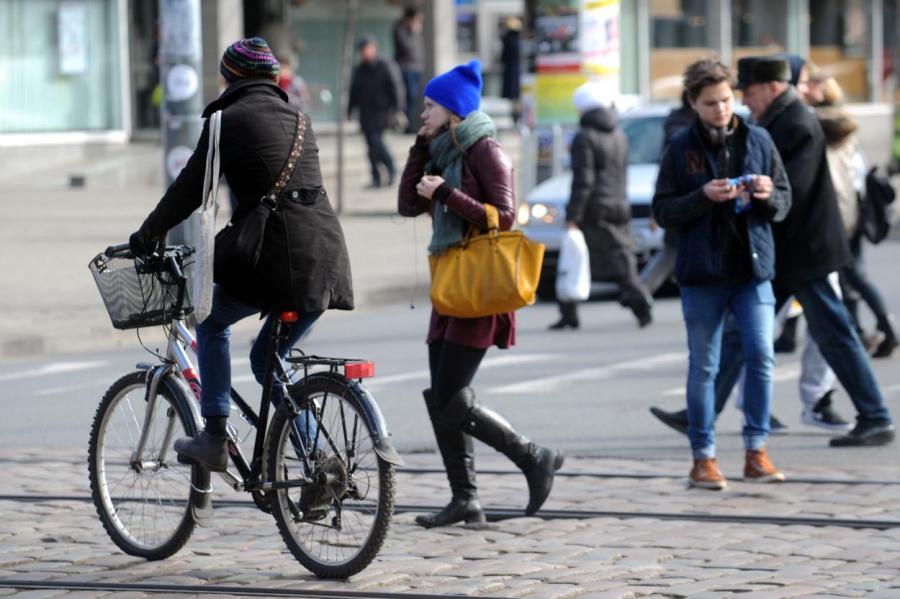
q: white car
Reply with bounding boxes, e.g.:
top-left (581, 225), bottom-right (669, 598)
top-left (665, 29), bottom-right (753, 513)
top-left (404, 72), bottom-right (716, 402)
top-left (519, 104), bottom-right (672, 298)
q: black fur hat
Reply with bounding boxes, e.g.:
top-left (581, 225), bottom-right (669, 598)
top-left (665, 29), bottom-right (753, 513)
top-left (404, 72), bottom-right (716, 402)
top-left (736, 57), bottom-right (791, 89)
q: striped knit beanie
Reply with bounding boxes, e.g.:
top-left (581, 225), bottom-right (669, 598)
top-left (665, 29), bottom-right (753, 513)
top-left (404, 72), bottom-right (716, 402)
top-left (220, 37), bottom-right (280, 84)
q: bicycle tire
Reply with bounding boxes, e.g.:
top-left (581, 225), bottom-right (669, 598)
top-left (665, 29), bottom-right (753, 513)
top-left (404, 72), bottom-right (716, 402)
top-left (88, 371), bottom-right (198, 560)
top-left (267, 375), bottom-right (395, 578)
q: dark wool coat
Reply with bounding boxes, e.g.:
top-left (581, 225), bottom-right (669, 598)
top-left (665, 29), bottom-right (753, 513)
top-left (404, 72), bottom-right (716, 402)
top-left (348, 58), bottom-right (405, 134)
top-left (137, 78), bottom-right (354, 313)
top-left (564, 106), bottom-right (635, 281)
top-left (756, 87), bottom-right (852, 291)
top-left (398, 135), bottom-right (516, 350)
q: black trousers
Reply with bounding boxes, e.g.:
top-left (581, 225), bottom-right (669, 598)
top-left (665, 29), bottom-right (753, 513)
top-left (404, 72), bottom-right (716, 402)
top-left (363, 128), bottom-right (395, 185)
top-left (428, 340), bottom-right (487, 409)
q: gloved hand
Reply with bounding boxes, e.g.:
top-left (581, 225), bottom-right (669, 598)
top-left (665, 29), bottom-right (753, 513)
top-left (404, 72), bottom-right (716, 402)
top-left (129, 230), bottom-right (155, 256)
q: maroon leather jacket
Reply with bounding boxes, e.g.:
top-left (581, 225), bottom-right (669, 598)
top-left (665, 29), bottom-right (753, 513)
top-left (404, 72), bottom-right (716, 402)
top-left (398, 135), bottom-right (517, 349)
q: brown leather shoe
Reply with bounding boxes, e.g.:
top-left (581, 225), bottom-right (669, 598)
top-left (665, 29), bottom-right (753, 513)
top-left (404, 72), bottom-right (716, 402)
top-left (689, 458), bottom-right (727, 490)
top-left (744, 448), bottom-right (785, 483)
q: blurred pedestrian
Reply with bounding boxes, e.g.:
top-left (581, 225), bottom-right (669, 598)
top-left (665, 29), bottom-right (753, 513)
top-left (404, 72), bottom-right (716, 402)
top-left (276, 53), bottom-right (312, 113)
top-left (549, 81), bottom-right (653, 330)
top-left (393, 6), bottom-right (425, 133)
top-left (817, 79), bottom-right (899, 358)
top-left (349, 36), bottom-right (405, 188)
top-left (398, 60), bottom-right (563, 527)
top-left (500, 16), bottom-right (523, 124)
top-left (651, 59), bottom-right (791, 489)
top-left (128, 37), bottom-right (353, 472)
top-left (736, 55), bottom-right (894, 446)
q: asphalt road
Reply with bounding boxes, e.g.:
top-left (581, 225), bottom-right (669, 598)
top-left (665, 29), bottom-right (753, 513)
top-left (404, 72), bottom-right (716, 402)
top-left (2, 241), bottom-right (899, 478)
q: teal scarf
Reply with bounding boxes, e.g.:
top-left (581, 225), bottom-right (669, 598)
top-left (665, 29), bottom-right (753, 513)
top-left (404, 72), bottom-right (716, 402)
top-left (425, 111), bottom-right (497, 255)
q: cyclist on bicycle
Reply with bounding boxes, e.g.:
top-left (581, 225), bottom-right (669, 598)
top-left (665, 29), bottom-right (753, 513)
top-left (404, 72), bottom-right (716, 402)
top-left (129, 38), bottom-right (353, 472)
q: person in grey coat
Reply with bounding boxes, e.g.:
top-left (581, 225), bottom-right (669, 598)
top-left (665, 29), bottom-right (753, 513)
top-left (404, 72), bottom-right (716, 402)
top-left (550, 82), bottom-right (653, 330)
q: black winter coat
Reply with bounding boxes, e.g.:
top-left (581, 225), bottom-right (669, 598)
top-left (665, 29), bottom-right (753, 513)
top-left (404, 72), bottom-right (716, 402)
top-left (565, 107), bottom-right (634, 281)
top-left (756, 87), bottom-right (852, 290)
top-left (348, 58), bottom-right (404, 134)
top-left (137, 79), bottom-right (354, 313)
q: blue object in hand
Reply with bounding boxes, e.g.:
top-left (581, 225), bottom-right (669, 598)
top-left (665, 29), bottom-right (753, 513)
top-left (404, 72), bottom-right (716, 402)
top-left (730, 175), bottom-right (755, 214)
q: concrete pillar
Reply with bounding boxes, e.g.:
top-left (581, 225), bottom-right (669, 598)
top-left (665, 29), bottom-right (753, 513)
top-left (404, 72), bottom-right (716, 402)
top-left (201, 0), bottom-right (243, 105)
top-left (424, 0), bottom-right (457, 83)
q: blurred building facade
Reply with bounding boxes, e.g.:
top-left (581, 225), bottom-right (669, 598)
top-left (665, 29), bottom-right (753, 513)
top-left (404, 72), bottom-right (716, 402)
top-left (0, 0), bottom-right (896, 143)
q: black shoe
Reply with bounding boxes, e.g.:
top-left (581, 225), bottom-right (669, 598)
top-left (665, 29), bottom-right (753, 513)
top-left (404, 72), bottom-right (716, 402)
top-left (548, 318), bottom-right (579, 330)
top-left (635, 308), bottom-right (653, 328)
top-left (415, 497), bottom-right (486, 528)
top-left (173, 431), bottom-right (228, 472)
top-left (769, 414), bottom-right (788, 434)
top-left (364, 181), bottom-right (381, 190)
top-left (773, 335), bottom-right (796, 354)
top-left (829, 421), bottom-right (896, 447)
top-left (519, 446), bottom-right (565, 516)
top-left (801, 390), bottom-right (852, 431)
top-left (649, 406), bottom-right (688, 435)
top-left (872, 336), bottom-right (899, 359)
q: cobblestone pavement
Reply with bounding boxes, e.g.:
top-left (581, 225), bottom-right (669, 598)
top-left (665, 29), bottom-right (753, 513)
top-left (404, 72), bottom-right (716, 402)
top-left (1, 447), bottom-right (899, 598)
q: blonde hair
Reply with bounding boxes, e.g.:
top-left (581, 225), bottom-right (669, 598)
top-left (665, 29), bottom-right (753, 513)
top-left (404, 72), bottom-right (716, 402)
top-left (820, 77), bottom-right (844, 106)
top-left (448, 113), bottom-right (465, 153)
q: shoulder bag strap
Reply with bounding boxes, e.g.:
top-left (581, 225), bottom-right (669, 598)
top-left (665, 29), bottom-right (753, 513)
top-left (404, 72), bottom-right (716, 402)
top-left (261, 112), bottom-right (309, 210)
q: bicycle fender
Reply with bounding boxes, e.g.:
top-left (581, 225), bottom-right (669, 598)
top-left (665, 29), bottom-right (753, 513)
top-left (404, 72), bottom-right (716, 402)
top-left (151, 369), bottom-right (214, 527)
top-left (299, 373), bottom-right (404, 467)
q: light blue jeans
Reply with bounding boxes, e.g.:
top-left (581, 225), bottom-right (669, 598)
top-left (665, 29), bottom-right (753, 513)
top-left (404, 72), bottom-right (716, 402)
top-left (196, 285), bottom-right (323, 443)
top-left (680, 280), bottom-right (776, 459)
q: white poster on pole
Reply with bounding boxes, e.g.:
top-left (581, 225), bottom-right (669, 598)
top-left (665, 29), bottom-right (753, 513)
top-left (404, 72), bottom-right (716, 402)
top-left (58, 2), bottom-right (88, 75)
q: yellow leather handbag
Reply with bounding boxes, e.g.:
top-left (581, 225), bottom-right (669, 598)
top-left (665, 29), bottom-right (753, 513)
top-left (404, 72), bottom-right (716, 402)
top-left (428, 203), bottom-right (545, 318)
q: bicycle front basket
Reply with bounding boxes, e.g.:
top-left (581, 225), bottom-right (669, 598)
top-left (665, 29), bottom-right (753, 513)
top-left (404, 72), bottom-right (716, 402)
top-left (89, 252), bottom-right (192, 330)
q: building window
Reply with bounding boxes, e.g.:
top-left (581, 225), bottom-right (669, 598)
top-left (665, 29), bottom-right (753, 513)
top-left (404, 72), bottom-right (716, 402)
top-left (649, 0), bottom-right (717, 100)
top-left (809, 0), bottom-right (869, 102)
top-left (732, 0), bottom-right (787, 64)
top-left (0, 0), bottom-right (123, 134)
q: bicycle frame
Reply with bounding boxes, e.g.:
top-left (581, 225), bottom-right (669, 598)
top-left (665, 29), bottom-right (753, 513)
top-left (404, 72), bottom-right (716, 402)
top-left (132, 315), bottom-right (315, 494)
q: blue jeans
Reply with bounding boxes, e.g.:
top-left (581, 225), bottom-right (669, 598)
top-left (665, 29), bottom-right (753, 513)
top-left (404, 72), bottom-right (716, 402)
top-left (793, 276), bottom-right (892, 425)
top-left (401, 68), bottom-right (421, 127)
top-left (681, 280), bottom-right (776, 459)
top-left (196, 285), bottom-right (322, 419)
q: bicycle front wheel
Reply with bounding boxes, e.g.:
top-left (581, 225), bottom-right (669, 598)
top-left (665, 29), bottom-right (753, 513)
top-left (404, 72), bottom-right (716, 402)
top-left (268, 376), bottom-right (395, 578)
top-left (88, 371), bottom-right (198, 560)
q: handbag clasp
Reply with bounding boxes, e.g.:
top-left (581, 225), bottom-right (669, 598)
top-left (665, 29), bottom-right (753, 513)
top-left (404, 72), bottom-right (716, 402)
top-left (260, 194), bottom-right (279, 211)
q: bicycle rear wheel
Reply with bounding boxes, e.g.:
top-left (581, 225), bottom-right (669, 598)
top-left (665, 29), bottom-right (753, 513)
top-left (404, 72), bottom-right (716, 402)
top-left (88, 371), bottom-right (198, 560)
top-left (268, 376), bottom-right (395, 578)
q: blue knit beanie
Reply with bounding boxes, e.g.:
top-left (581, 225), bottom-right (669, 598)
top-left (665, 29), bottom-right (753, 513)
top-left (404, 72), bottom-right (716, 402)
top-left (423, 60), bottom-right (483, 117)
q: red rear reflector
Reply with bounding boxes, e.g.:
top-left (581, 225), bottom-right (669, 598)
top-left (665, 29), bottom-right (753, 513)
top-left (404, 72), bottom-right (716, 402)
top-left (344, 362), bottom-right (375, 379)
top-left (280, 311), bottom-right (299, 323)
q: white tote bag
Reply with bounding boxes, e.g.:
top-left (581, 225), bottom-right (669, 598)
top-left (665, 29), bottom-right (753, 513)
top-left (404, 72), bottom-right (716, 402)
top-left (555, 227), bottom-right (591, 302)
top-left (191, 110), bottom-right (222, 324)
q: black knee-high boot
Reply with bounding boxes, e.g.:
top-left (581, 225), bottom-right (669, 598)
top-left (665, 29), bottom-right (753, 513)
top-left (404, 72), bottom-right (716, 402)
top-left (442, 387), bottom-right (565, 516)
top-left (415, 389), bottom-right (485, 528)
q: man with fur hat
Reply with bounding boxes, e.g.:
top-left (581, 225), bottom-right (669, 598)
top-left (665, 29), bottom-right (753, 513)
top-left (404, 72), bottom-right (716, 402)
top-left (735, 56), bottom-right (894, 446)
top-left (549, 81), bottom-right (653, 330)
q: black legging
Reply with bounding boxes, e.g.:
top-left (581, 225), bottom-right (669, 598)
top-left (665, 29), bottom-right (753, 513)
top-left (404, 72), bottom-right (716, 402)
top-left (428, 340), bottom-right (487, 410)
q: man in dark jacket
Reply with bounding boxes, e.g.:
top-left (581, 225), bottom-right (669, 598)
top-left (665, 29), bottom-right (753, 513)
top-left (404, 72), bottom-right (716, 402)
top-left (392, 7), bottom-right (424, 133)
top-left (129, 38), bottom-right (354, 471)
top-left (349, 37), bottom-right (405, 188)
top-left (735, 56), bottom-right (893, 446)
top-left (549, 81), bottom-right (653, 330)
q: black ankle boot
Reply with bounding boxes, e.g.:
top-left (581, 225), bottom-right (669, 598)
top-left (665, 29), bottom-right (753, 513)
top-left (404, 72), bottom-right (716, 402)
top-left (416, 390), bottom-right (485, 528)
top-left (415, 496), bottom-right (486, 528)
top-left (445, 388), bottom-right (564, 516)
top-left (174, 430), bottom-right (228, 472)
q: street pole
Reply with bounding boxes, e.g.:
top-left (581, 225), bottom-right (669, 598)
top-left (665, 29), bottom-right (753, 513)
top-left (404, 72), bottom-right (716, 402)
top-left (159, 0), bottom-right (203, 245)
top-left (335, 0), bottom-right (358, 215)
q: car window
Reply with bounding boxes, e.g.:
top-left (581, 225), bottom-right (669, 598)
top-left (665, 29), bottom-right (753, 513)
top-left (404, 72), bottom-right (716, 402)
top-left (621, 116), bottom-right (665, 165)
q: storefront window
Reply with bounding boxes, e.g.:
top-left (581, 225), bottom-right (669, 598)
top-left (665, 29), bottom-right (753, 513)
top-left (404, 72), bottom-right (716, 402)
top-left (809, 0), bottom-right (869, 102)
top-left (0, 0), bottom-right (123, 134)
top-left (650, 0), bottom-right (717, 100)
top-left (732, 0), bottom-right (786, 64)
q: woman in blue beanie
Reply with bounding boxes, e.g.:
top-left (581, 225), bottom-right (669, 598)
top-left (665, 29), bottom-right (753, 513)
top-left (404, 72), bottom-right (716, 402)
top-left (398, 60), bottom-right (564, 528)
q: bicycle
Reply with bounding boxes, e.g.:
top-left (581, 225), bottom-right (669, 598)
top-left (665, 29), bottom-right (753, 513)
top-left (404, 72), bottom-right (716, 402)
top-left (87, 243), bottom-right (401, 578)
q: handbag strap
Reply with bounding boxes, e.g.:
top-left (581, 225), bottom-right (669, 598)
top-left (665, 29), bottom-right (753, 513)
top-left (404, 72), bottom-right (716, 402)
top-left (261, 112), bottom-right (309, 210)
top-left (463, 203), bottom-right (501, 243)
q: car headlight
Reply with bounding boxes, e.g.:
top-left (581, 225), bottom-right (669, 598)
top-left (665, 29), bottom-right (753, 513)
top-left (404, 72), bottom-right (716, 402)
top-left (517, 204), bottom-right (531, 226)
